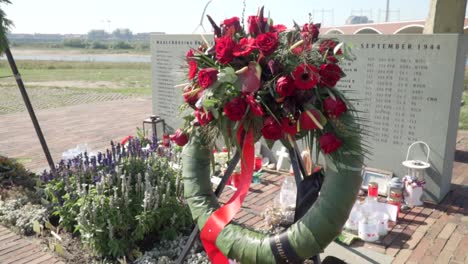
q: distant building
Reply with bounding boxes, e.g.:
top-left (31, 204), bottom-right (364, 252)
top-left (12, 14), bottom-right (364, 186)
top-left (322, 17), bottom-right (468, 34)
top-left (345, 16), bottom-right (374, 25)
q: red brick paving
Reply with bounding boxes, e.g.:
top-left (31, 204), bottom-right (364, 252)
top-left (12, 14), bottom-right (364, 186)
top-left (0, 98), bottom-right (152, 172)
top-left (218, 130), bottom-right (468, 264)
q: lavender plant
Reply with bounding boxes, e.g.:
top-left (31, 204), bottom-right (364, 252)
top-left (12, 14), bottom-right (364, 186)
top-left (42, 137), bottom-right (191, 259)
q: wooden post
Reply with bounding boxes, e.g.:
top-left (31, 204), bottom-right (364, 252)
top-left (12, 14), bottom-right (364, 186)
top-left (424, 0), bottom-right (467, 33)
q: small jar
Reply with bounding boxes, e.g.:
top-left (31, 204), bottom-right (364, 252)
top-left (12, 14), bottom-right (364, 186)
top-left (389, 189), bottom-right (403, 201)
top-left (388, 197), bottom-right (401, 218)
top-left (368, 182), bottom-right (379, 199)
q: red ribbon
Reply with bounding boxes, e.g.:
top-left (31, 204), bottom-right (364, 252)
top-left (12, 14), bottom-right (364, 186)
top-left (200, 128), bottom-right (254, 263)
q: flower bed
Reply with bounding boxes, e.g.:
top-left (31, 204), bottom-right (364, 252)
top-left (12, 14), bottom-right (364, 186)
top-left (37, 136), bottom-right (193, 261)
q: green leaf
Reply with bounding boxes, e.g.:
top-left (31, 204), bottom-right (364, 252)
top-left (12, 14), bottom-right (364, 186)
top-left (265, 139), bottom-right (275, 150)
top-left (32, 220), bottom-right (42, 235)
top-left (55, 243), bottom-right (64, 255)
top-left (44, 220), bottom-right (54, 231)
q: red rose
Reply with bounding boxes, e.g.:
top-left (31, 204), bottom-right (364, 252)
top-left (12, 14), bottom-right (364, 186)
top-left (186, 49), bottom-right (195, 61)
top-left (215, 36), bottom-right (236, 64)
top-left (326, 55), bottom-right (338, 64)
top-left (170, 129), bottom-right (189, 147)
top-left (270, 24), bottom-right (287, 32)
top-left (233, 38), bottom-right (255, 57)
top-left (301, 23), bottom-right (320, 41)
top-left (223, 97), bottom-right (247, 121)
top-left (276, 76), bottom-right (296, 97)
top-left (245, 94), bottom-right (264, 116)
top-left (248, 16), bottom-right (264, 36)
top-left (183, 86), bottom-right (201, 107)
top-left (195, 109), bottom-right (213, 126)
top-left (261, 116), bottom-right (283, 140)
top-left (198, 68), bottom-right (218, 89)
top-left (292, 64), bottom-right (319, 90)
top-left (255, 32), bottom-right (278, 56)
top-left (319, 63), bottom-right (342, 87)
top-left (281, 118), bottom-right (297, 135)
top-left (299, 110), bottom-right (321, 130)
top-left (323, 97), bottom-right (347, 118)
top-left (319, 39), bottom-right (341, 55)
top-left (319, 132), bottom-right (342, 154)
top-left (222, 17), bottom-right (241, 36)
top-left (188, 60), bottom-right (197, 80)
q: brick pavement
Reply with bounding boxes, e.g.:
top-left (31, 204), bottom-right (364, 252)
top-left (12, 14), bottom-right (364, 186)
top-left (0, 97), bottom-right (152, 172)
top-left (220, 130), bottom-right (468, 264)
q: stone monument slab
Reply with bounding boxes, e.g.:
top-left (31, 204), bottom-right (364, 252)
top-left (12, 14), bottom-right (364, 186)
top-left (150, 34), bottom-right (212, 130)
top-left (151, 33), bottom-right (467, 202)
top-left (334, 34), bottom-right (467, 202)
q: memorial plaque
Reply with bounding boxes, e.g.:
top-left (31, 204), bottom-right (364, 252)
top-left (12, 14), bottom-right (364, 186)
top-left (334, 34), bottom-right (467, 202)
top-left (151, 34), bottom-right (467, 202)
top-left (150, 34), bottom-right (212, 130)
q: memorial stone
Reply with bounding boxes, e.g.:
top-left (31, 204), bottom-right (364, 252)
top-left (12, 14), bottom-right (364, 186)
top-left (150, 34), bottom-right (212, 130)
top-left (151, 33), bottom-right (467, 202)
top-left (334, 34), bottom-right (467, 202)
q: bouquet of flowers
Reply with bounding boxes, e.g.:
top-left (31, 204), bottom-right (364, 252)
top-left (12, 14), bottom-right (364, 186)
top-left (172, 7), bottom-right (362, 162)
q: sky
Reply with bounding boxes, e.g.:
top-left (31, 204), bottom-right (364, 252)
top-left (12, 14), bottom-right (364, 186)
top-left (2, 0), bottom-right (467, 34)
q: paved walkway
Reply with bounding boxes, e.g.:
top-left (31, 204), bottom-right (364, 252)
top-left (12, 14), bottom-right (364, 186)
top-left (0, 98), bottom-right (152, 172)
top-left (0, 225), bottom-right (64, 264)
top-left (221, 131), bottom-right (468, 264)
top-left (0, 98), bottom-right (467, 263)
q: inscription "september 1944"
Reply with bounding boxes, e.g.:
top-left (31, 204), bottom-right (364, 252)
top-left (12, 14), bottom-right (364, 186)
top-left (337, 40), bottom-right (443, 147)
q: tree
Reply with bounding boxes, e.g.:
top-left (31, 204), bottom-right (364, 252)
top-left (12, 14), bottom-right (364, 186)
top-left (112, 28), bottom-right (133, 41)
top-left (87, 29), bottom-right (109, 41)
top-left (0, 0), bottom-right (13, 54)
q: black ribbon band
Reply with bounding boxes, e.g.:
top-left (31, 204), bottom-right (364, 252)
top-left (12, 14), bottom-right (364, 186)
top-left (269, 232), bottom-right (303, 264)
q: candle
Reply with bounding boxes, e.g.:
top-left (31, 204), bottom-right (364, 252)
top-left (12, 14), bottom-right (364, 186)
top-left (368, 182), bottom-right (379, 198)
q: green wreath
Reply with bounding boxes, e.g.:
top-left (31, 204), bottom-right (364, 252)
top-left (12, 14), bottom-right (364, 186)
top-left (182, 114), bottom-right (362, 263)
top-left (169, 6), bottom-right (366, 263)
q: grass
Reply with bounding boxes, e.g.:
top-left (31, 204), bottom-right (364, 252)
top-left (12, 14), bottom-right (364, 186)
top-left (11, 44), bottom-right (151, 55)
top-left (460, 68), bottom-right (468, 130)
top-left (0, 60), bottom-right (151, 94)
top-left (0, 60), bottom-right (151, 114)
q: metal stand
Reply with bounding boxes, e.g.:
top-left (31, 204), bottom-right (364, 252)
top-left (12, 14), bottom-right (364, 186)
top-left (176, 151), bottom-right (240, 264)
top-left (4, 47), bottom-right (55, 172)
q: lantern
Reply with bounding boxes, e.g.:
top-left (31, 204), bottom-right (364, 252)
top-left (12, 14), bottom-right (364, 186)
top-left (402, 141), bottom-right (430, 207)
top-left (142, 115), bottom-right (166, 141)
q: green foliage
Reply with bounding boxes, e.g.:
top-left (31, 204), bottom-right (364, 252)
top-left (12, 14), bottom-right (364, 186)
top-left (0, 156), bottom-right (38, 197)
top-left (43, 155), bottom-right (191, 260)
top-left (90, 41), bottom-right (108, 49)
top-left (112, 41), bottom-right (133, 50)
top-left (63, 38), bottom-right (87, 48)
top-left (459, 91), bottom-right (468, 130)
top-left (0, 0), bottom-right (13, 53)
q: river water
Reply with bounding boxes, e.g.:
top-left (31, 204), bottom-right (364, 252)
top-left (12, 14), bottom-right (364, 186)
top-left (0, 53), bottom-right (150, 63)
top-left (1, 52), bottom-right (467, 65)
